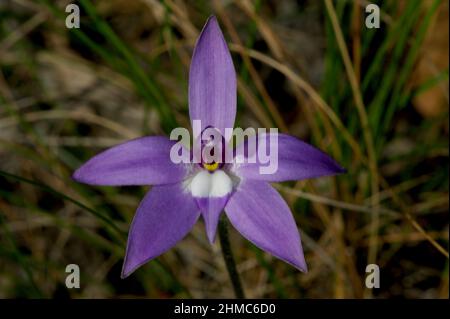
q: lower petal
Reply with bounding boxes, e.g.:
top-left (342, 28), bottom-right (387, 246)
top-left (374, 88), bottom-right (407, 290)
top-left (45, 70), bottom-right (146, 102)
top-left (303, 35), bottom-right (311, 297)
top-left (224, 179), bottom-right (307, 271)
top-left (122, 183), bottom-right (200, 278)
top-left (196, 196), bottom-right (229, 243)
top-left (190, 170), bottom-right (233, 243)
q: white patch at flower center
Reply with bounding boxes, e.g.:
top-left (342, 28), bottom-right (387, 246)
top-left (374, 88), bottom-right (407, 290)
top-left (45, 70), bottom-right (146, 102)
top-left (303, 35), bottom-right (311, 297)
top-left (190, 170), bottom-right (232, 198)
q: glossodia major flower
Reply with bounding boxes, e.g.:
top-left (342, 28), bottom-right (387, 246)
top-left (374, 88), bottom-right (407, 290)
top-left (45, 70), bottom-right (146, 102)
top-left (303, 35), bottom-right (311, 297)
top-left (73, 16), bottom-right (345, 278)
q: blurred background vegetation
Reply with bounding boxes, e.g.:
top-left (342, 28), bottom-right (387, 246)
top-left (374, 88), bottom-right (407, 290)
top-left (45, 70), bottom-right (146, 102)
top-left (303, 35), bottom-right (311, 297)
top-left (0, 0), bottom-right (448, 298)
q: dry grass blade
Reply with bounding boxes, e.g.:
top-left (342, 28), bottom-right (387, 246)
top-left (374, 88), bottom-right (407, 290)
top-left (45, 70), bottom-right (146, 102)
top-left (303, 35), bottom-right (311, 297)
top-left (324, 0), bottom-right (380, 270)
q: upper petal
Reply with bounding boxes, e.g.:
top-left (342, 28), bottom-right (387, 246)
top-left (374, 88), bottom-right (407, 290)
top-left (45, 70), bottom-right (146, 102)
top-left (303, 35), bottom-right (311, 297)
top-left (189, 16), bottom-right (236, 137)
top-left (121, 183), bottom-right (200, 278)
top-left (73, 136), bottom-right (187, 186)
top-left (233, 133), bottom-right (345, 182)
top-left (225, 179), bottom-right (307, 271)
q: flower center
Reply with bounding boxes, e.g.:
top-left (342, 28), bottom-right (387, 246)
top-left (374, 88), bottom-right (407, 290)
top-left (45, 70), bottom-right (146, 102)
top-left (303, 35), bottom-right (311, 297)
top-left (190, 170), bottom-right (232, 198)
top-left (203, 161), bottom-right (219, 172)
top-left (198, 126), bottom-right (225, 172)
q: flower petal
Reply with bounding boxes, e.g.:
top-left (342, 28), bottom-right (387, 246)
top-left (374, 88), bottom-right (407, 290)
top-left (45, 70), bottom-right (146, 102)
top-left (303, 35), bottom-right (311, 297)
top-left (225, 179), bottom-right (307, 271)
top-left (233, 133), bottom-right (345, 182)
top-left (73, 136), bottom-right (187, 186)
top-left (196, 196), bottom-right (229, 243)
top-left (190, 170), bottom-right (233, 243)
top-left (189, 16), bottom-right (236, 137)
top-left (121, 183), bottom-right (200, 278)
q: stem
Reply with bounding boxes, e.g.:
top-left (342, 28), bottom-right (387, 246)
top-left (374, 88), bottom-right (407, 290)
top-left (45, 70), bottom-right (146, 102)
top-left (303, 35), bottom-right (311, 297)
top-left (218, 217), bottom-right (245, 299)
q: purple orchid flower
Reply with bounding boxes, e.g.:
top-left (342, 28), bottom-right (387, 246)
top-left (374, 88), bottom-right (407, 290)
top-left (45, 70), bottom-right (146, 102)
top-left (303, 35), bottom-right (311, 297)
top-left (73, 16), bottom-right (344, 278)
